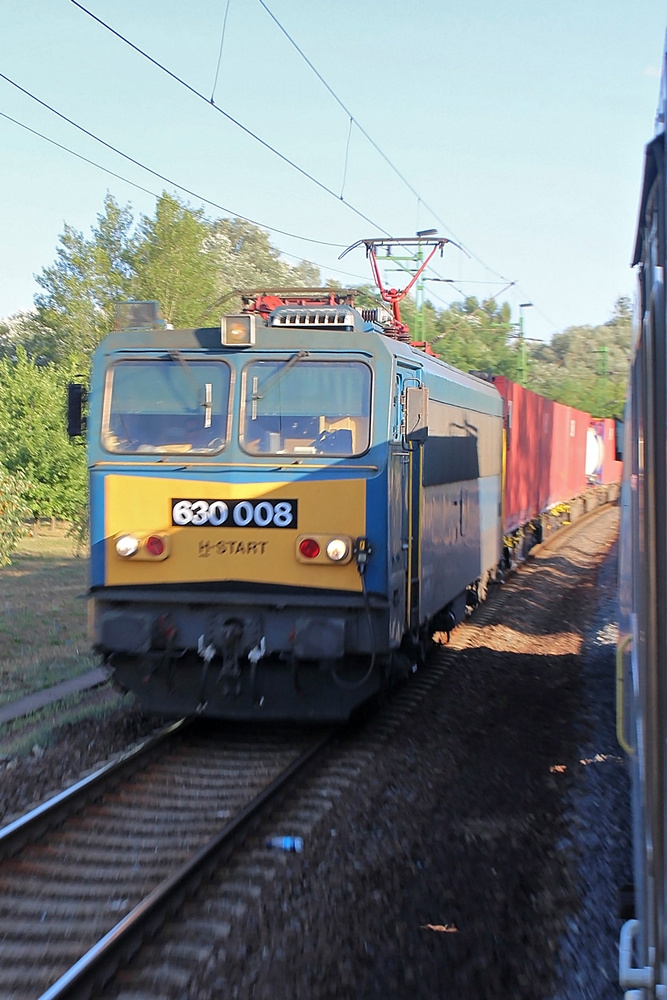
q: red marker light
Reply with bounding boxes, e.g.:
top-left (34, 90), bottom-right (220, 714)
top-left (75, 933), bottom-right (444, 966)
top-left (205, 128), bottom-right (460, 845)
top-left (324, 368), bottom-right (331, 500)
top-left (298, 538), bottom-right (320, 559)
top-left (145, 535), bottom-right (165, 557)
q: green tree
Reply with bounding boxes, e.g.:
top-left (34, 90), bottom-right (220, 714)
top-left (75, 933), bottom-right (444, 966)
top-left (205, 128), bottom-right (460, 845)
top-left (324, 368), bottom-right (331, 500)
top-left (0, 310), bottom-right (49, 362)
top-left (0, 349), bottom-right (87, 520)
top-left (201, 217), bottom-right (319, 318)
top-left (28, 192), bottom-right (322, 354)
top-left (0, 468), bottom-right (31, 566)
top-left (527, 297), bottom-right (631, 416)
top-left (430, 297), bottom-right (519, 378)
top-left (131, 193), bottom-right (219, 327)
top-left (33, 193), bottom-right (135, 366)
top-left (0, 318), bottom-right (9, 359)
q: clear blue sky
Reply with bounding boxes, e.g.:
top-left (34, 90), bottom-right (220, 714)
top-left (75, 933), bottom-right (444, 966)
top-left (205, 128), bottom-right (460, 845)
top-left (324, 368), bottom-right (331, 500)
top-left (0, 0), bottom-right (665, 341)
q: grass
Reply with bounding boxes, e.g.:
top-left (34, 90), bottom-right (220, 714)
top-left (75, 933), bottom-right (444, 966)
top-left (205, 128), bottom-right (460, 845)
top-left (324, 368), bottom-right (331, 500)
top-left (0, 689), bottom-right (125, 759)
top-left (0, 524), bottom-right (143, 759)
top-left (0, 524), bottom-right (96, 706)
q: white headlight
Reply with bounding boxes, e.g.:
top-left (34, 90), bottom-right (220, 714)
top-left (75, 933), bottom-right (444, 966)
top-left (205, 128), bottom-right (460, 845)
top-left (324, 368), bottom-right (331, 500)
top-left (115, 534), bottom-right (139, 558)
top-left (326, 537), bottom-right (349, 562)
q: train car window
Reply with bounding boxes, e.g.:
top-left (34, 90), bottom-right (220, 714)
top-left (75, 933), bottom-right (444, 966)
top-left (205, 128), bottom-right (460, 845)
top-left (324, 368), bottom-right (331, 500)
top-left (240, 360), bottom-right (371, 457)
top-left (101, 359), bottom-right (231, 454)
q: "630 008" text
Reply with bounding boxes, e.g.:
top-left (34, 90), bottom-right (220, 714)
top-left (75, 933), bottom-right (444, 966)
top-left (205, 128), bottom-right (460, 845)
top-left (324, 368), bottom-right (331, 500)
top-left (171, 497), bottom-right (297, 528)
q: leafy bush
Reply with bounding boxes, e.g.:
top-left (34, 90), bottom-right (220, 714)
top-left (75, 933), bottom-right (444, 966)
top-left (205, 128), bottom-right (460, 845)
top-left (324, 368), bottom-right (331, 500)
top-left (0, 349), bottom-right (87, 521)
top-left (0, 469), bottom-right (31, 566)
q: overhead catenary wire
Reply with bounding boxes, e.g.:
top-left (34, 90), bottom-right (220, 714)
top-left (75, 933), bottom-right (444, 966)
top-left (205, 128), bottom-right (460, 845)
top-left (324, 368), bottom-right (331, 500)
top-left (256, 0), bottom-right (562, 334)
top-left (0, 109), bottom-right (158, 201)
top-left (340, 117), bottom-right (354, 201)
top-left (0, 87), bottom-right (456, 306)
top-left (428, 277), bottom-right (517, 302)
top-left (2, 87), bottom-right (553, 332)
top-left (210, 0), bottom-right (233, 104)
top-left (69, 0), bottom-right (391, 238)
top-left (0, 98), bottom-right (374, 292)
top-left (8, 3), bottom-right (560, 335)
top-left (253, 0), bottom-right (549, 318)
top-left (69, 0), bottom-right (558, 325)
top-left (0, 72), bottom-right (347, 249)
top-left (517, 300), bottom-right (561, 338)
top-left (254, 0), bottom-right (512, 285)
top-left (66, 0), bottom-right (496, 296)
top-left (67, 0), bottom-right (469, 297)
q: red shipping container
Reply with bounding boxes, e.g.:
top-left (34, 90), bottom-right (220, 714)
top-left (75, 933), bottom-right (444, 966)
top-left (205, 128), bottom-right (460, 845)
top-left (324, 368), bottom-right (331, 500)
top-left (493, 378), bottom-right (589, 534)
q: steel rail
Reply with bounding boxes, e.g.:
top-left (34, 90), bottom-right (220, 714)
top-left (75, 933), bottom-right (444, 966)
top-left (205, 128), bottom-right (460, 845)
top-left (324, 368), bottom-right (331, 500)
top-left (36, 727), bottom-right (336, 1000)
top-left (0, 717), bottom-right (189, 860)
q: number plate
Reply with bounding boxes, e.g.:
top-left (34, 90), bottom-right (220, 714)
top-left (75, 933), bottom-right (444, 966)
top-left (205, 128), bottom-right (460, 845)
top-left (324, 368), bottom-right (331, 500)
top-left (171, 498), bottom-right (298, 529)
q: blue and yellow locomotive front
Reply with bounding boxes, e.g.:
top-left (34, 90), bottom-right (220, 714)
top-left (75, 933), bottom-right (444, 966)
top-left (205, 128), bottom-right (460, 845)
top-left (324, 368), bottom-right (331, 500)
top-left (85, 299), bottom-right (503, 720)
top-left (87, 302), bottom-right (406, 720)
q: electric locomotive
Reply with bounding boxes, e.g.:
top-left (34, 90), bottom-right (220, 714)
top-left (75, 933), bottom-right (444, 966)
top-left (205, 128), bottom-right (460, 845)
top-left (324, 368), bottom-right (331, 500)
top-left (69, 273), bottom-right (504, 721)
top-left (617, 31), bottom-right (667, 998)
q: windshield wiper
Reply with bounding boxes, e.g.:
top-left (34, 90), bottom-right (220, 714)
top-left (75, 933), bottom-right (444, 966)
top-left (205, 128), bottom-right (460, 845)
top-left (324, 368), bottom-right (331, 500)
top-left (251, 351), bottom-right (309, 403)
top-left (168, 350), bottom-right (212, 427)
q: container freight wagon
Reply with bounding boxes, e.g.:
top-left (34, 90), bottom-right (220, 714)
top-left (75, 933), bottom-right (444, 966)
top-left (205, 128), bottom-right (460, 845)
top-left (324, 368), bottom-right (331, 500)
top-left (493, 376), bottom-right (589, 535)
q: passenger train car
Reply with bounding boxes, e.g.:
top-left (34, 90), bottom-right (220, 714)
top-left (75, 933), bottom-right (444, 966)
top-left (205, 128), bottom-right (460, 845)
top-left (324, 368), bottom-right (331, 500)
top-left (617, 31), bottom-right (667, 1000)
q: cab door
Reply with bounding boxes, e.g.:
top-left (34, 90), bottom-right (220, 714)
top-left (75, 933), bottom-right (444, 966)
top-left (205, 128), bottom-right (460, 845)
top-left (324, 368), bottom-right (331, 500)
top-left (395, 364), bottom-right (426, 633)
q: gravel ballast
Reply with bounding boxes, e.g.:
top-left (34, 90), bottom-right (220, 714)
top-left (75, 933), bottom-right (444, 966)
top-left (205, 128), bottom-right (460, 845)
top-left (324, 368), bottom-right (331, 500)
top-left (0, 506), bottom-right (630, 998)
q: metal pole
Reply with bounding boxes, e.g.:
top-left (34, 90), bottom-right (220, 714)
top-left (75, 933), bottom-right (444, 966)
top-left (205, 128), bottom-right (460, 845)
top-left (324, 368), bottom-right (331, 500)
top-left (518, 302), bottom-right (533, 386)
top-left (415, 241), bottom-right (424, 341)
top-left (596, 344), bottom-right (609, 415)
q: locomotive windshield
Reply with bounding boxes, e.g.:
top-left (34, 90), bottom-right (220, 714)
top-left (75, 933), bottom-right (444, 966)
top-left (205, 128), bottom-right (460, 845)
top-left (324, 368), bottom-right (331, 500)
top-left (102, 359), bottom-right (231, 454)
top-left (241, 359), bottom-right (371, 457)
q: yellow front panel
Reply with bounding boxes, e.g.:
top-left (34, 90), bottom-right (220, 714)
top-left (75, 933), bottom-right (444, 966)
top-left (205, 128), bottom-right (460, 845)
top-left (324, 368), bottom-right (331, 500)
top-left (104, 475), bottom-right (366, 591)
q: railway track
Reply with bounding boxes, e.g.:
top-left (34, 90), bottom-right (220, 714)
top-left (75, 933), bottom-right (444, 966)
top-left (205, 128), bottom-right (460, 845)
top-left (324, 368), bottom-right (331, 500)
top-left (57, 664), bottom-right (446, 999)
top-left (0, 650), bottom-right (450, 1000)
top-left (0, 719), bottom-right (334, 1000)
top-left (0, 502), bottom-right (620, 999)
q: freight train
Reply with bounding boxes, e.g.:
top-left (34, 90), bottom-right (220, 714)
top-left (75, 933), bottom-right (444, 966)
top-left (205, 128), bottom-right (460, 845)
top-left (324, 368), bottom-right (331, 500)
top-left (68, 239), bottom-right (619, 723)
top-left (617, 32), bottom-right (667, 999)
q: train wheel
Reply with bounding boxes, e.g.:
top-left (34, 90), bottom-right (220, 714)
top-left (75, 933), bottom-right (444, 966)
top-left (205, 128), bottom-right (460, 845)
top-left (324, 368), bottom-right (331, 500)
top-left (401, 626), bottom-right (435, 669)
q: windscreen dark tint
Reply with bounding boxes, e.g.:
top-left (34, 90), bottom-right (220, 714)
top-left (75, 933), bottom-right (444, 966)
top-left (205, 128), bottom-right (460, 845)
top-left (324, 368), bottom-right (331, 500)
top-left (241, 360), bottom-right (371, 457)
top-left (102, 359), bottom-right (231, 455)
